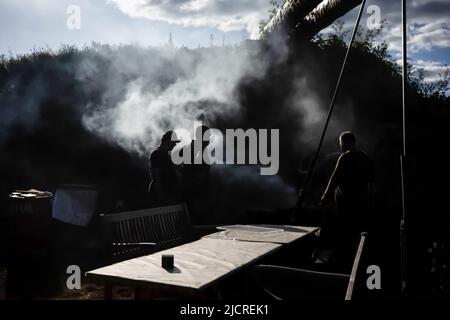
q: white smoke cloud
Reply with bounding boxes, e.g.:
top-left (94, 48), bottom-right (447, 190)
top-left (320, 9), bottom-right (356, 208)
top-left (109, 0), bottom-right (274, 38)
top-left (78, 40), bottom-right (302, 212)
top-left (80, 43), bottom-right (273, 156)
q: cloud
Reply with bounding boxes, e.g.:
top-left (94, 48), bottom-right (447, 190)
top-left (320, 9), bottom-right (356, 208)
top-left (322, 0), bottom-right (450, 92)
top-left (376, 0), bottom-right (450, 89)
top-left (413, 59), bottom-right (449, 83)
top-left (378, 0), bottom-right (450, 53)
top-left (409, 22), bottom-right (450, 52)
top-left (108, 0), bottom-right (274, 38)
top-left (108, 0), bottom-right (450, 52)
top-left (324, 0), bottom-right (450, 52)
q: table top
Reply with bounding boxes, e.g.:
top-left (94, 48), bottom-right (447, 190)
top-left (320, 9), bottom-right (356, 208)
top-left (205, 225), bottom-right (319, 244)
top-left (86, 225), bottom-right (319, 291)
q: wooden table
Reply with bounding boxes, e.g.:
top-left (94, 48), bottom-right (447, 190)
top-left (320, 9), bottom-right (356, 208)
top-left (86, 225), bottom-right (319, 299)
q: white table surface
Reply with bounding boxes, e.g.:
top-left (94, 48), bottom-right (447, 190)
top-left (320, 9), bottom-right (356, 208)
top-left (86, 225), bottom-right (319, 291)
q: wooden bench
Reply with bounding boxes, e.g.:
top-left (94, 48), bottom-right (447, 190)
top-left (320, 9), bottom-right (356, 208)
top-left (100, 203), bottom-right (216, 263)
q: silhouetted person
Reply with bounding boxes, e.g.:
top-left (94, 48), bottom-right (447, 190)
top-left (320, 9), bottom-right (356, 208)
top-left (183, 125), bottom-right (212, 224)
top-left (148, 131), bottom-right (183, 206)
top-left (321, 131), bottom-right (375, 261)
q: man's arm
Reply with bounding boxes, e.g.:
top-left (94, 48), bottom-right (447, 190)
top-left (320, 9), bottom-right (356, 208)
top-left (150, 167), bottom-right (167, 203)
top-left (321, 154), bottom-right (344, 203)
top-left (149, 150), bottom-right (164, 201)
top-left (367, 159), bottom-right (376, 208)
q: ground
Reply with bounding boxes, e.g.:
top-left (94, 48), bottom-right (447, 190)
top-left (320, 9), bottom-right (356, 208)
top-left (0, 267), bottom-right (135, 300)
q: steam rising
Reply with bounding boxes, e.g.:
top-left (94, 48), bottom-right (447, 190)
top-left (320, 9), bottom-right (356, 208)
top-left (81, 44), bottom-right (271, 155)
top-left (75, 40), bottom-right (306, 213)
top-left (0, 38), bottom-right (337, 215)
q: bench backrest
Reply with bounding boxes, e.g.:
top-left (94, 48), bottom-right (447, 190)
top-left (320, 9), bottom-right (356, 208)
top-left (100, 204), bottom-right (193, 260)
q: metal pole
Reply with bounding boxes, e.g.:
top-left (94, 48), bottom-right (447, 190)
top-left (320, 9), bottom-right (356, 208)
top-left (402, 0), bottom-right (407, 158)
top-left (400, 0), bottom-right (408, 297)
top-left (295, 0), bottom-right (367, 216)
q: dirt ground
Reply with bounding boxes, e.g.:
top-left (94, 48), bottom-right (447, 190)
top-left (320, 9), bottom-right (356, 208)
top-left (0, 267), bottom-right (135, 300)
top-left (55, 283), bottom-right (135, 300)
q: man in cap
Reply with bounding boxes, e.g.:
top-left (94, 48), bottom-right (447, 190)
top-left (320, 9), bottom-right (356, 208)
top-left (148, 131), bottom-right (183, 206)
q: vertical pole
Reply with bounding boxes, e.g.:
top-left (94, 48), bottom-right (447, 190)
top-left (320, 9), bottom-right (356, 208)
top-left (400, 0), bottom-right (408, 297)
top-left (402, 0), bottom-right (407, 158)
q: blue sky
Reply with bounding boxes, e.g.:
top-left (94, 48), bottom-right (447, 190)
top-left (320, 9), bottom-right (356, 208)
top-left (0, 0), bottom-right (449, 83)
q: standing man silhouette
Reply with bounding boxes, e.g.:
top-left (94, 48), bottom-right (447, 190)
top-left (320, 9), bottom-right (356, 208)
top-left (183, 125), bottom-right (212, 224)
top-left (148, 131), bottom-right (183, 206)
top-left (321, 131), bottom-right (375, 247)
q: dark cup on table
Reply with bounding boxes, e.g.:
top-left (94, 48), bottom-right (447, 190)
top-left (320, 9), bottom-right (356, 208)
top-left (162, 254), bottom-right (174, 269)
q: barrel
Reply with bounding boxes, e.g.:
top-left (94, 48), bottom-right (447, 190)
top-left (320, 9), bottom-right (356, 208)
top-left (5, 189), bottom-right (54, 299)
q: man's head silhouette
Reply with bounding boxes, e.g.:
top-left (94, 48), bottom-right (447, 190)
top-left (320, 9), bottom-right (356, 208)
top-left (161, 130), bottom-right (180, 151)
top-left (339, 131), bottom-right (356, 152)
